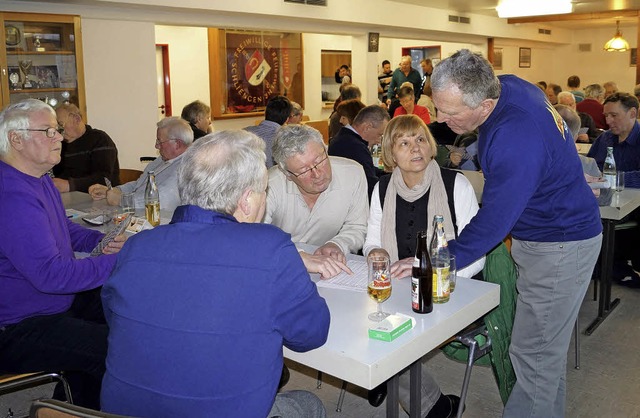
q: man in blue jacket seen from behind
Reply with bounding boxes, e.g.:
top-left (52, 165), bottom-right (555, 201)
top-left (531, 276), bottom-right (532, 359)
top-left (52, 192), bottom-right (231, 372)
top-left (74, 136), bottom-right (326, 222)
top-left (101, 130), bottom-right (329, 418)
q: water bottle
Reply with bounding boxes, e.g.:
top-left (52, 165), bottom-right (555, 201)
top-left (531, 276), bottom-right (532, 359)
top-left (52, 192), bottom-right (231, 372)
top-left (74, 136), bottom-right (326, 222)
top-left (603, 146), bottom-right (617, 190)
top-left (144, 171), bottom-right (160, 226)
top-left (429, 215), bottom-right (450, 303)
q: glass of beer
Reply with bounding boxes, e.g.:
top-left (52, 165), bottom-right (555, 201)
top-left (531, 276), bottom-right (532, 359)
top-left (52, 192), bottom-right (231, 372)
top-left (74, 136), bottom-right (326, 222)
top-left (367, 255), bottom-right (392, 322)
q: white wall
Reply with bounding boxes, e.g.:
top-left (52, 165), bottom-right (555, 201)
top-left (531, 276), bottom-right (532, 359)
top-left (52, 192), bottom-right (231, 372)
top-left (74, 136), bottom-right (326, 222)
top-left (3, 0), bottom-right (639, 166)
top-left (559, 25), bottom-right (637, 93)
top-left (82, 19), bottom-right (158, 170)
top-left (154, 26), bottom-right (210, 116)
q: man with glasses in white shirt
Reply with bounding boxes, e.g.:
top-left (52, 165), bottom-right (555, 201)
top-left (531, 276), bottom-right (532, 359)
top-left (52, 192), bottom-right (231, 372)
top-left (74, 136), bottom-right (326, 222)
top-left (89, 117), bottom-right (193, 214)
top-left (265, 124), bottom-right (368, 279)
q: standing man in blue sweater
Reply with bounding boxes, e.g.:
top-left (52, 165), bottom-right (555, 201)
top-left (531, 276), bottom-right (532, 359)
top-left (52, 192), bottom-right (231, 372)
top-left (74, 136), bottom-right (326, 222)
top-left (432, 50), bottom-right (602, 418)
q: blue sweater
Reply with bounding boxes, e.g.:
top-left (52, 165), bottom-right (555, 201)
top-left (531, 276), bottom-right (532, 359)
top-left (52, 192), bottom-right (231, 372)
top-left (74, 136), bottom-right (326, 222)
top-left (0, 161), bottom-right (113, 326)
top-left (587, 121), bottom-right (640, 188)
top-left (101, 205), bottom-right (330, 418)
top-left (451, 75), bottom-right (602, 269)
top-left (328, 126), bottom-right (383, 199)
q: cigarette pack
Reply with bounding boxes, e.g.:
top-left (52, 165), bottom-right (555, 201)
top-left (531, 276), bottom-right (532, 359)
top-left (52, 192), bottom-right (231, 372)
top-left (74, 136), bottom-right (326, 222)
top-left (368, 314), bottom-right (414, 342)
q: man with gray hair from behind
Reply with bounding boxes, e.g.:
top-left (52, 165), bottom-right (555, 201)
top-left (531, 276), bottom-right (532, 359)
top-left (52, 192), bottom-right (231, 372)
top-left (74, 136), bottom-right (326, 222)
top-left (101, 130), bottom-right (330, 418)
top-left (265, 123), bottom-right (368, 279)
top-left (431, 49), bottom-right (602, 418)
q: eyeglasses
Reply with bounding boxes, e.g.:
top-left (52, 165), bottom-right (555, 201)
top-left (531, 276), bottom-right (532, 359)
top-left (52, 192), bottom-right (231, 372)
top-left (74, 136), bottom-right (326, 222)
top-left (286, 150), bottom-right (329, 178)
top-left (155, 138), bottom-right (176, 146)
top-left (15, 127), bottom-right (64, 138)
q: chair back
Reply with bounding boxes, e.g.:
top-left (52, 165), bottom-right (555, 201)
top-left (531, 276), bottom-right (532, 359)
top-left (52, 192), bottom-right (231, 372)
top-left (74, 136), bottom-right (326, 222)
top-left (303, 120), bottom-right (330, 145)
top-left (0, 372), bottom-right (72, 403)
top-left (119, 169), bottom-right (143, 184)
top-left (30, 399), bottom-right (131, 418)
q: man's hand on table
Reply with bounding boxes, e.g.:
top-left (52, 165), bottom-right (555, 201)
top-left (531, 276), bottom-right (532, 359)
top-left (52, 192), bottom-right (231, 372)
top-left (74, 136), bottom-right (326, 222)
top-left (314, 242), bottom-right (347, 264)
top-left (88, 184), bottom-right (121, 206)
top-left (301, 242), bottom-right (353, 279)
top-left (102, 234), bottom-right (127, 255)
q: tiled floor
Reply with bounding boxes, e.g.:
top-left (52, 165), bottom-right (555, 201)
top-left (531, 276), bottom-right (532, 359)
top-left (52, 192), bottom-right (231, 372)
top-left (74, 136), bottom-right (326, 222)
top-left (3, 281), bottom-right (640, 418)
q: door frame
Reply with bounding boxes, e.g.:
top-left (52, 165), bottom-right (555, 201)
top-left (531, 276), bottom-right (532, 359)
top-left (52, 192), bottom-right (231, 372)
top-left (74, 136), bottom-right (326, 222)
top-left (156, 43), bottom-right (172, 117)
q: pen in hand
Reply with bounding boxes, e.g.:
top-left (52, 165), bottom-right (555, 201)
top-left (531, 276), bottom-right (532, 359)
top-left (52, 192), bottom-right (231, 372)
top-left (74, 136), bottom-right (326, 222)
top-left (104, 177), bottom-right (112, 191)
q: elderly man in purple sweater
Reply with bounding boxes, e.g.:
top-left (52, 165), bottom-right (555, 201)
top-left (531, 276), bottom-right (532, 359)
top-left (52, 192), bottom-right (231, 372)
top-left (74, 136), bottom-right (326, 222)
top-left (0, 99), bottom-right (126, 408)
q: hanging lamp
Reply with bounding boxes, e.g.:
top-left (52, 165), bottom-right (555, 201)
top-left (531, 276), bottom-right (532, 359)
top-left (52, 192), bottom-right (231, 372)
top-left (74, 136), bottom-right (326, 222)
top-left (603, 20), bottom-right (630, 52)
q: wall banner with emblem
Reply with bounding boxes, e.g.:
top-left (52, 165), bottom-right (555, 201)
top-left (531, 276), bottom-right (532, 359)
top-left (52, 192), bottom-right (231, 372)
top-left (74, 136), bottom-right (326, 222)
top-left (209, 29), bottom-right (303, 118)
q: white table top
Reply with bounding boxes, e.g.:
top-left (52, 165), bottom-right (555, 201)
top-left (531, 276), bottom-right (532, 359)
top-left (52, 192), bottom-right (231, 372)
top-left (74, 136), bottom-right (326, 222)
top-left (599, 188), bottom-right (640, 221)
top-left (284, 252), bottom-right (500, 390)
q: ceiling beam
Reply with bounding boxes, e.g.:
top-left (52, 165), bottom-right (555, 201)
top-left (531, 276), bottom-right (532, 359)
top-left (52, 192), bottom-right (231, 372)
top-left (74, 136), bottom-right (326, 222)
top-left (507, 9), bottom-right (640, 24)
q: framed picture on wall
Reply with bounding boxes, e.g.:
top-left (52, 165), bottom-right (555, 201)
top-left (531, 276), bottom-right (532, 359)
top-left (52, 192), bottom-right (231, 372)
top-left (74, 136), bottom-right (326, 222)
top-left (208, 29), bottom-right (303, 119)
top-left (631, 48), bottom-right (637, 67)
top-left (493, 48), bottom-right (503, 70)
top-left (519, 48), bottom-right (531, 68)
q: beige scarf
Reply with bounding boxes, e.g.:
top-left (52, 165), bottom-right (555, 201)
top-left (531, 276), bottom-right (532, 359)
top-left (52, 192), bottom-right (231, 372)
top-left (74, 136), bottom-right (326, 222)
top-left (380, 160), bottom-right (455, 262)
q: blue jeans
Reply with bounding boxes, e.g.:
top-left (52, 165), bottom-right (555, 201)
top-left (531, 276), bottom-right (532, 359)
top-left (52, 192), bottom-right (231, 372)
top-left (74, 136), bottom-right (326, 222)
top-left (503, 234), bottom-right (601, 418)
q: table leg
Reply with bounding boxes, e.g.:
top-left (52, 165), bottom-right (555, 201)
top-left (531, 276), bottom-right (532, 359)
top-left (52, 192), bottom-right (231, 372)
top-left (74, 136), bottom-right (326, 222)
top-left (409, 359), bottom-right (422, 418)
top-left (386, 374), bottom-right (400, 418)
top-left (586, 220), bottom-right (620, 335)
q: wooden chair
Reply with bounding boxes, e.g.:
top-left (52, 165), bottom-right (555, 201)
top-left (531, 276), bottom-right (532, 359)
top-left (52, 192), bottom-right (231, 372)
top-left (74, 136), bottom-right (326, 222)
top-left (118, 169), bottom-right (143, 184)
top-left (303, 120), bottom-right (330, 145)
top-left (0, 372), bottom-right (72, 403)
top-left (30, 399), bottom-right (131, 418)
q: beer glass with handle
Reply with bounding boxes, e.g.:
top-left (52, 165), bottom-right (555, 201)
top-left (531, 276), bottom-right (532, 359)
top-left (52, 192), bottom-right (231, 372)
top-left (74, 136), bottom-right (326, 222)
top-left (367, 255), bottom-right (392, 322)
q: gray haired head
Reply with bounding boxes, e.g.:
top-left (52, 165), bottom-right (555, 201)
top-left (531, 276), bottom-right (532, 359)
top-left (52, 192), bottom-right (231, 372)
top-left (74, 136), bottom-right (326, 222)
top-left (178, 130), bottom-right (266, 215)
top-left (272, 124), bottom-right (325, 172)
top-left (431, 49), bottom-right (501, 108)
top-left (0, 99), bottom-right (55, 156)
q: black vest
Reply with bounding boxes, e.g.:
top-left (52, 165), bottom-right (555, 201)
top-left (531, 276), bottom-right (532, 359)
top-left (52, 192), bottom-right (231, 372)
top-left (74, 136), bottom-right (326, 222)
top-left (378, 167), bottom-right (458, 259)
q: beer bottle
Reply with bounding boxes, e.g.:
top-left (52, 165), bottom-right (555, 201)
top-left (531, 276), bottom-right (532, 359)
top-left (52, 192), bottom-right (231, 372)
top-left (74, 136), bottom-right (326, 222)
top-left (430, 215), bottom-right (450, 303)
top-left (144, 171), bottom-right (160, 227)
top-left (411, 230), bottom-right (433, 314)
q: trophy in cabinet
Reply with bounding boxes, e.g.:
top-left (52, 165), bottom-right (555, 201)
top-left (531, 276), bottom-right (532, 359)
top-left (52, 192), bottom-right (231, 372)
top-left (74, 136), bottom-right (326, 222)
top-left (9, 70), bottom-right (21, 90)
top-left (18, 60), bottom-right (33, 89)
top-left (33, 35), bottom-right (45, 52)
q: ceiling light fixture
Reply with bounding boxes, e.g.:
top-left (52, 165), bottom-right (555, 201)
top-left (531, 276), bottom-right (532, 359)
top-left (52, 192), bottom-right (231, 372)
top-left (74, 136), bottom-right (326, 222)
top-left (496, 0), bottom-right (572, 18)
top-left (603, 20), bottom-right (630, 52)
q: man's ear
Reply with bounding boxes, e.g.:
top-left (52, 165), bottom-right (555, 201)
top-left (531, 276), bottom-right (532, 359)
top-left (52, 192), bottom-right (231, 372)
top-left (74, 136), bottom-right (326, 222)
top-left (479, 99), bottom-right (496, 118)
top-left (237, 188), bottom-right (253, 217)
top-left (8, 131), bottom-right (24, 150)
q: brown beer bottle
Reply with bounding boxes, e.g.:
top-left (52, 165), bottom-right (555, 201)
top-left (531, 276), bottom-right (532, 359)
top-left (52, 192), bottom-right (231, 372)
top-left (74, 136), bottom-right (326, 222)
top-left (411, 230), bottom-right (433, 314)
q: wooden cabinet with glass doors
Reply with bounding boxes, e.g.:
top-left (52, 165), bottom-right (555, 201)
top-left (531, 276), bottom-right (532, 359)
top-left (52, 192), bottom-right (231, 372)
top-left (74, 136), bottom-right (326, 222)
top-left (0, 12), bottom-right (85, 115)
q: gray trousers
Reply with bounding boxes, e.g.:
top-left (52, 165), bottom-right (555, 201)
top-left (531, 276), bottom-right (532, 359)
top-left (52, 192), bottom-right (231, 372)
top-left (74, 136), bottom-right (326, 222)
top-left (503, 234), bottom-right (602, 418)
top-left (398, 361), bottom-right (442, 414)
top-left (268, 390), bottom-right (326, 418)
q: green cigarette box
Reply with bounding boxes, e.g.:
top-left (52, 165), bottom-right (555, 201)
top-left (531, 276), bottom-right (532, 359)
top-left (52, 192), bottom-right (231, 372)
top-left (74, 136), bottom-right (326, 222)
top-left (368, 314), bottom-right (414, 342)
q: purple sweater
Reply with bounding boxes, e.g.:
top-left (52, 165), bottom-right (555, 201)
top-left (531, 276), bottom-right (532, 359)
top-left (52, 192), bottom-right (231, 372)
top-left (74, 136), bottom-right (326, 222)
top-left (0, 160), bottom-right (116, 326)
